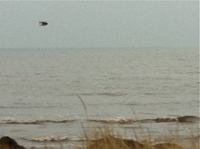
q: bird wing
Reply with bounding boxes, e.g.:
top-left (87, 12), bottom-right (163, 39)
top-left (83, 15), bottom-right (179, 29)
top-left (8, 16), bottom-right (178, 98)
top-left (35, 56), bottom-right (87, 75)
top-left (39, 22), bottom-right (48, 26)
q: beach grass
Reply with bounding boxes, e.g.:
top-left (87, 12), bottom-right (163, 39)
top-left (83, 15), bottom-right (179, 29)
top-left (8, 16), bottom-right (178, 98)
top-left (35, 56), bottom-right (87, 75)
top-left (74, 95), bottom-right (199, 149)
top-left (79, 124), bottom-right (199, 149)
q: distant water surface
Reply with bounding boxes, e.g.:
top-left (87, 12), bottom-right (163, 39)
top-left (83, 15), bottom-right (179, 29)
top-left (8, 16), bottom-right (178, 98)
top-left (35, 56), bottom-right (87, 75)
top-left (0, 48), bottom-right (199, 147)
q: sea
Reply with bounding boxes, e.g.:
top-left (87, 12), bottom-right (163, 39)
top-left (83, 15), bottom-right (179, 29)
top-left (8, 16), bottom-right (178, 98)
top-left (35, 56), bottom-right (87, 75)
top-left (0, 47), bottom-right (199, 148)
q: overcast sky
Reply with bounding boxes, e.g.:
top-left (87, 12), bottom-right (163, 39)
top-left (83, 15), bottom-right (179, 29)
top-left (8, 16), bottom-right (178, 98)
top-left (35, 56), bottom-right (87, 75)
top-left (0, 1), bottom-right (198, 49)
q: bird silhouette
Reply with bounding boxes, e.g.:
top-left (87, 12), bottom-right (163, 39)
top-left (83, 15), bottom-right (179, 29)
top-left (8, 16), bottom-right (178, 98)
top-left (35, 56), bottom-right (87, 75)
top-left (39, 22), bottom-right (48, 26)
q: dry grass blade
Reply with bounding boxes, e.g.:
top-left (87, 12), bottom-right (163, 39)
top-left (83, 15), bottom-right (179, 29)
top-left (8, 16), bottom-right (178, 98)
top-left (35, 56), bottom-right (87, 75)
top-left (77, 94), bottom-right (88, 118)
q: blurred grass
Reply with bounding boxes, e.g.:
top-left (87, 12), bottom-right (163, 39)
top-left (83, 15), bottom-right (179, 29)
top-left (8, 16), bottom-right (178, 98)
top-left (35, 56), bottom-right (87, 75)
top-left (80, 125), bottom-right (199, 149)
top-left (75, 95), bottom-right (199, 149)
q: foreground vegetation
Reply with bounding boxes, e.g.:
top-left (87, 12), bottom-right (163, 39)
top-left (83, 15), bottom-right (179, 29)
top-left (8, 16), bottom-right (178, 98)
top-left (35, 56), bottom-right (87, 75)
top-left (80, 126), bottom-right (199, 149)
top-left (76, 96), bottom-right (199, 149)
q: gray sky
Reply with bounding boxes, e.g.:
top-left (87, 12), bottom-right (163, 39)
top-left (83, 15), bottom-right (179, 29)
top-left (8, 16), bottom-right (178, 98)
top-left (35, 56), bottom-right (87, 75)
top-left (0, 1), bottom-right (198, 48)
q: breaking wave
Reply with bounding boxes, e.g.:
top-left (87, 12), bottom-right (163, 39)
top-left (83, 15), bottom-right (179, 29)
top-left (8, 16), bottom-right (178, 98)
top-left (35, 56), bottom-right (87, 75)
top-left (22, 134), bottom-right (200, 143)
top-left (22, 136), bottom-right (70, 142)
top-left (0, 116), bottom-right (198, 125)
top-left (87, 115), bottom-right (199, 124)
top-left (0, 119), bottom-right (75, 124)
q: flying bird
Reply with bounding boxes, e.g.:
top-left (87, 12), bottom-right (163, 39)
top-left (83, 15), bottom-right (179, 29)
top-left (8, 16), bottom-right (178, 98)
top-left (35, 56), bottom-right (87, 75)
top-left (39, 22), bottom-right (48, 26)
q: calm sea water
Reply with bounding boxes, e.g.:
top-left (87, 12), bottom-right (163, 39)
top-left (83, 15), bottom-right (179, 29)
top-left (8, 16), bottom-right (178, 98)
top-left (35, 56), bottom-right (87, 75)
top-left (0, 48), bottom-right (199, 148)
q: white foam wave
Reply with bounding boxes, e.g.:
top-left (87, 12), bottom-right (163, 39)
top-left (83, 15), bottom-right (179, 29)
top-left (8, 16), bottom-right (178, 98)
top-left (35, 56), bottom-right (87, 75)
top-left (87, 115), bottom-right (199, 124)
top-left (0, 119), bottom-right (75, 124)
top-left (23, 136), bottom-right (69, 142)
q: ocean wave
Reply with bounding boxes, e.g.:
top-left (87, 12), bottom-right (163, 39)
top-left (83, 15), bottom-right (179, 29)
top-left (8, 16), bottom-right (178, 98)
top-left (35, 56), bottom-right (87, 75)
top-left (0, 105), bottom-right (59, 109)
top-left (0, 119), bottom-right (75, 124)
top-left (87, 115), bottom-right (199, 124)
top-left (23, 136), bottom-right (69, 142)
top-left (22, 134), bottom-right (200, 143)
top-left (0, 116), bottom-right (198, 125)
top-left (22, 135), bottom-right (154, 143)
top-left (71, 92), bottom-right (127, 96)
top-left (87, 117), bottom-right (139, 123)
